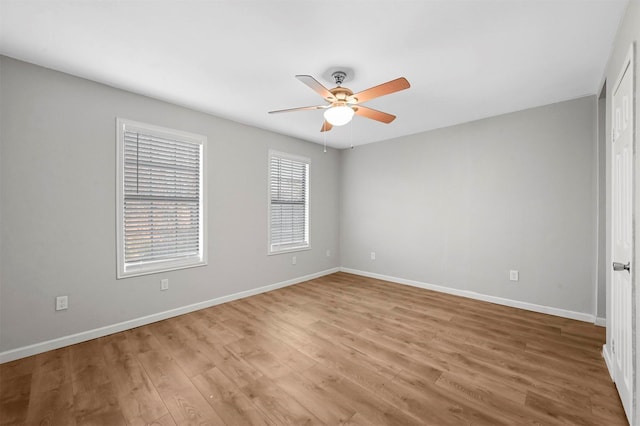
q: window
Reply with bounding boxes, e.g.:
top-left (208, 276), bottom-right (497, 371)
top-left (268, 150), bottom-right (310, 254)
top-left (116, 118), bottom-right (206, 278)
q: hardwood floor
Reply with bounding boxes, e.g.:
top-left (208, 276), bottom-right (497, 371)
top-left (0, 272), bottom-right (627, 425)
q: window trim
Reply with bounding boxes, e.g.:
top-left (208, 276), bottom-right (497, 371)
top-left (268, 149), bottom-right (311, 255)
top-left (116, 118), bottom-right (207, 279)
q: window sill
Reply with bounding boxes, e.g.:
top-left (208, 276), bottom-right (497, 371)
top-left (268, 245), bottom-right (311, 256)
top-left (117, 258), bottom-right (206, 279)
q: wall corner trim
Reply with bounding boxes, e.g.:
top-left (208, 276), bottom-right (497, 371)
top-left (340, 267), bottom-right (597, 323)
top-left (0, 267), bottom-right (340, 364)
top-left (595, 317), bottom-right (607, 327)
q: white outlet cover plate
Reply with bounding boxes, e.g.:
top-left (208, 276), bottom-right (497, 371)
top-left (55, 295), bottom-right (68, 310)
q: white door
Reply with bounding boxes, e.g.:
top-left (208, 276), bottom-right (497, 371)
top-left (611, 45), bottom-right (634, 424)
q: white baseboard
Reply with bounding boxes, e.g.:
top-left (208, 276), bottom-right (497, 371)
top-left (0, 266), bottom-right (604, 364)
top-left (595, 317), bottom-right (607, 327)
top-left (602, 344), bottom-right (615, 381)
top-left (340, 268), bottom-right (597, 323)
top-left (0, 267), bottom-right (340, 364)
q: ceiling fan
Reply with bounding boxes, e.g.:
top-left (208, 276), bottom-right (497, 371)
top-left (269, 71), bottom-right (410, 132)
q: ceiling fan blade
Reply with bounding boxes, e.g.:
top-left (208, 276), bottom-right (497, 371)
top-left (354, 106), bottom-right (396, 123)
top-left (296, 75), bottom-right (336, 101)
top-left (320, 120), bottom-right (333, 132)
top-left (269, 105), bottom-right (328, 114)
top-left (350, 77), bottom-right (410, 104)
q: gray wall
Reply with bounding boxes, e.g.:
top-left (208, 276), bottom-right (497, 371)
top-left (340, 96), bottom-right (597, 315)
top-left (0, 56), bottom-right (340, 353)
top-left (0, 51), bottom-right (612, 356)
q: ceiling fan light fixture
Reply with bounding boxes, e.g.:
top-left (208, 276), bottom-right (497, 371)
top-left (269, 74), bottom-right (410, 132)
top-left (324, 105), bottom-right (354, 126)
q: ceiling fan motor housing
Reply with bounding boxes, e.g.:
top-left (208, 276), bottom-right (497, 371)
top-left (329, 87), bottom-right (354, 102)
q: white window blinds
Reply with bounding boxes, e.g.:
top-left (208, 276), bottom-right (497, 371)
top-left (117, 119), bottom-right (206, 278)
top-left (269, 151), bottom-right (310, 253)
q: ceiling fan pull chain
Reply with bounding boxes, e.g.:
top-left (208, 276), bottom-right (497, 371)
top-left (350, 119), bottom-right (354, 149)
top-left (324, 123), bottom-right (327, 153)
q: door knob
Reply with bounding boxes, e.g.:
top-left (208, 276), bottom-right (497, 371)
top-left (613, 261), bottom-right (631, 272)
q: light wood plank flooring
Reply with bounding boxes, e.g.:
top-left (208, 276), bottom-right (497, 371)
top-left (0, 272), bottom-right (627, 425)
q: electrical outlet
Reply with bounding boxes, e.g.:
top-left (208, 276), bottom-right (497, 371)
top-left (326, 249), bottom-right (331, 257)
top-left (161, 279), bottom-right (169, 291)
top-left (55, 295), bottom-right (68, 311)
top-left (509, 270), bottom-right (519, 282)
top-left (371, 252), bottom-right (376, 260)
top-left (292, 256), bottom-right (297, 265)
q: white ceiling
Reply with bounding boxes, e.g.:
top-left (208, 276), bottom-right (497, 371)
top-left (0, 1), bottom-right (628, 149)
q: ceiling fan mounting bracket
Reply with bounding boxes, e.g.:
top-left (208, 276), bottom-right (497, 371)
top-left (331, 71), bottom-right (347, 87)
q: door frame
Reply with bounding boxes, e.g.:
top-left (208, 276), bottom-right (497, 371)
top-left (605, 42), bottom-right (636, 425)
top-left (596, 82), bottom-right (607, 326)
top-left (629, 41), bottom-right (639, 426)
